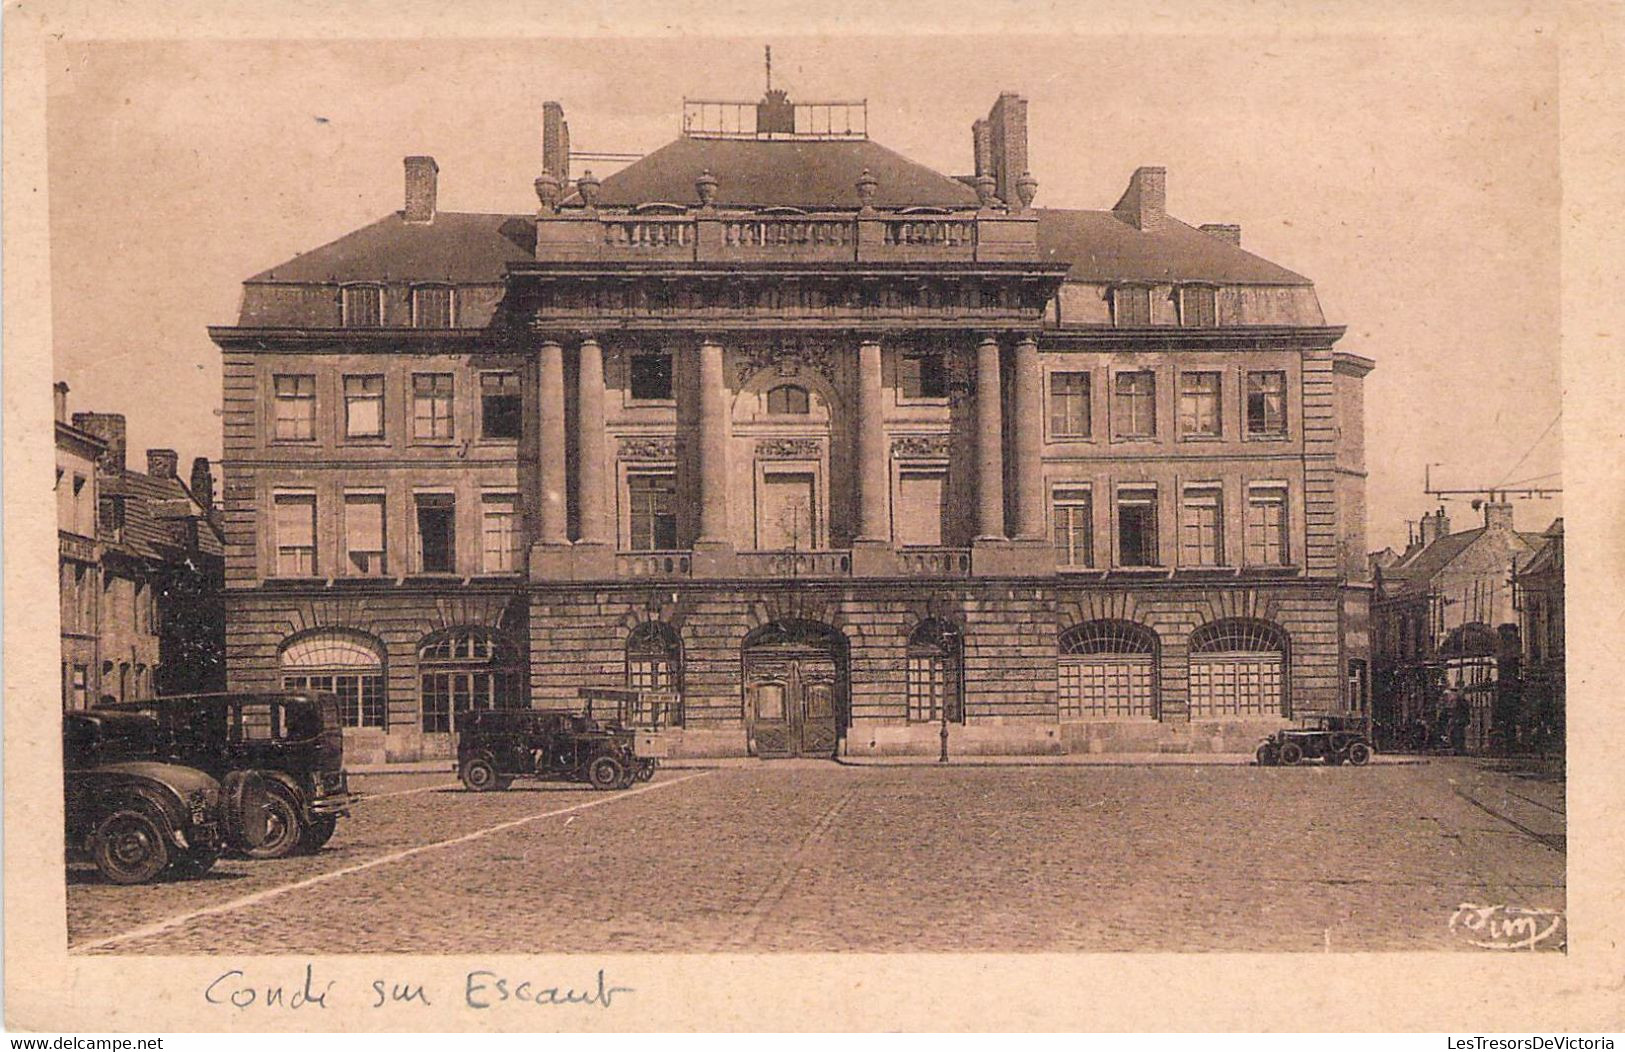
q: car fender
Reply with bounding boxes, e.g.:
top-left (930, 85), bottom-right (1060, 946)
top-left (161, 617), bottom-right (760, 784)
top-left (258, 769), bottom-right (310, 810)
top-left (91, 783), bottom-right (187, 850)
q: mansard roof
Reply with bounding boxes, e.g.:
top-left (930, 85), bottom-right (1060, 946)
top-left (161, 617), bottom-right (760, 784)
top-left (1036, 209), bottom-right (1310, 285)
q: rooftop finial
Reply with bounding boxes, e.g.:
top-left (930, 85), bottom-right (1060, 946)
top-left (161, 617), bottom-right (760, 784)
top-left (765, 45), bottom-right (772, 93)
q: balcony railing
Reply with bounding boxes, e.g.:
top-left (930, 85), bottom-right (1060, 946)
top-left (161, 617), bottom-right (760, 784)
top-left (896, 547), bottom-right (972, 577)
top-left (615, 551), bottom-right (693, 577)
top-left (737, 550), bottom-right (853, 578)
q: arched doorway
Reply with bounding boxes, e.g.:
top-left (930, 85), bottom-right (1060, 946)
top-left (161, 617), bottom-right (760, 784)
top-left (741, 619), bottom-right (847, 758)
top-left (1188, 618), bottom-right (1288, 718)
top-left (906, 619), bottom-right (963, 724)
top-left (1058, 620), bottom-right (1159, 721)
top-left (280, 628), bottom-right (387, 729)
top-left (417, 628), bottom-right (524, 742)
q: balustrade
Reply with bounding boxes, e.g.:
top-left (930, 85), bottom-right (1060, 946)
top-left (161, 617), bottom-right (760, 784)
top-left (615, 551), bottom-right (693, 577)
top-left (736, 550), bottom-right (853, 578)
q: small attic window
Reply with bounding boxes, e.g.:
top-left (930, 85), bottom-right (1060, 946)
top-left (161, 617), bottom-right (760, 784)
top-left (341, 285), bottom-right (383, 328)
top-left (412, 285), bottom-right (455, 329)
top-left (1111, 286), bottom-right (1152, 327)
top-left (1178, 285), bottom-right (1217, 327)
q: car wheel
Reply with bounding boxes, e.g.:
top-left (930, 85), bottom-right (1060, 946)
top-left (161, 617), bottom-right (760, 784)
top-left (1347, 741), bottom-right (1373, 766)
top-left (244, 784), bottom-right (304, 860)
top-left (168, 847), bottom-right (220, 879)
top-left (224, 770), bottom-right (270, 853)
top-left (1255, 743), bottom-right (1278, 767)
top-left (588, 755), bottom-right (626, 791)
top-left (460, 757), bottom-right (502, 792)
top-left (1277, 741), bottom-right (1304, 766)
top-left (93, 808), bottom-right (170, 884)
top-left (298, 814), bottom-right (338, 853)
top-left (635, 760), bottom-right (656, 782)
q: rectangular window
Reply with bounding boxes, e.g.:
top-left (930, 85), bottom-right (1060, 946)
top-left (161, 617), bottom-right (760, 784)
top-left (1181, 486), bottom-right (1225, 567)
top-left (99, 495), bottom-right (126, 535)
top-left (906, 655), bottom-right (961, 723)
top-left (1247, 371), bottom-right (1288, 436)
top-left (1178, 372), bottom-right (1222, 438)
top-left (273, 374), bottom-right (316, 441)
top-left (412, 286), bottom-right (454, 329)
top-left (1112, 371), bottom-right (1157, 439)
top-left (341, 285), bottom-right (382, 327)
top-left (899, 354), bottom-right (948, 399)
top-left (481, 493), bottom-right (522, 573)
top-left (629, 352), bottom-right (674, 400)
top-left (1246, 486), bottom-right (1290, 565)
top-left (1117, 487), bottom-right (1159, 567)
top-left (344, 493), bottom-right (387, 575)
top-left (72, 664), bottom-right (89, 708)
top-left (1180, 285), bottom-right (1217, 327)
top-left (894, 470), bottom-right (947, 547)
top-left (274, 493), bottom-right (317, 576)
top-left (286, 673), bottom-right (386, 728)
top-left (412, 373), bottom-right (455, 440)
top-left (415, 493), bottom-right (456, 573)
top-left (343, 375), bottom-right (385, 439)
top-left (627, 472), bottom-right (678, 551)
top-left (1113, 286), bottom-right (1151, 326)
top-left (1048, 371), bottom-right (1091, 439)
top-left (1053, 486), bottom-right (1094, 568)
top-left (479, 371), bottom-right (522, 440)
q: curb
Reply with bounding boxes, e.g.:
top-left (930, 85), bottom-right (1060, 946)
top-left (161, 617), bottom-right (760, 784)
top-left (348, 754), bottom-right (1430, 774)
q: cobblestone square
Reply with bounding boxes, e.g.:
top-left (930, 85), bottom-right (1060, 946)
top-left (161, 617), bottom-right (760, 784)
top-left (67, 757), bottom-right (1565, 955)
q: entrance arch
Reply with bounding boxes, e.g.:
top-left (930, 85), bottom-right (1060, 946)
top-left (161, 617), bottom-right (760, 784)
top-left (741, 619), bottom-right (847, 758)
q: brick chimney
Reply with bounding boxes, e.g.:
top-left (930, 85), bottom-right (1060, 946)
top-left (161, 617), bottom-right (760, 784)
top-left (190, 456), bottom-right (215, 512)
top-left (1114, 167), bottom-right (1167, 231)
top-left (984, 93), bottom-right (1029, 209)
top-left (72, 412), bottom-right (126, 472)
top-left (1482, 501), bottom-right (1515, 532)
top-left (1417, 507), bottom-right (1451, 549)
top-left (542, 101), bottom-right (570, 182)
top-left (1200, 223), bottom-right (1241, 246)
top-left (403, 156), bottom-right (438, 223)
top-left (146, 448), bottom-right (179, 479)
top-left (53, 382), bottom-right (69, 423)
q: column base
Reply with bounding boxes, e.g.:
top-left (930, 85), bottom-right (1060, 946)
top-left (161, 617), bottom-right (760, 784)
top-left (850, 539), bottom-right (897, 577)
top-left (971, 537), bottom-right (1052, 577)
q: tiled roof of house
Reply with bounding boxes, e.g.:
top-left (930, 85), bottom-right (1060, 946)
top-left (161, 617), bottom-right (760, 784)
top-left (1381, 526), bottom-right (1546, 597)
top-left (102, 469), bottom-right (224, 562)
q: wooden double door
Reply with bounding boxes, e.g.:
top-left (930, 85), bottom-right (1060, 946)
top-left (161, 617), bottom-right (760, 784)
top-left (744, 646), bottom-right (842, 758)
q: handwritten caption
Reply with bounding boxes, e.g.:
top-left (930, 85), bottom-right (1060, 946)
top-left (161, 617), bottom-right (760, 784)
top-left (1448, 902), bottom-right (1566, 950)
top-left (203, 964), bottom-right (632, 1012)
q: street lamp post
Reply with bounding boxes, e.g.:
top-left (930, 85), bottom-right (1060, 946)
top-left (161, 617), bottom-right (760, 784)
top-left (939, 625), bottom-right (960, 764)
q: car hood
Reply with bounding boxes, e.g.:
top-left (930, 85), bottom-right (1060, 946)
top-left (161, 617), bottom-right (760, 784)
top-left (81, 761), bottom-right (221, 794)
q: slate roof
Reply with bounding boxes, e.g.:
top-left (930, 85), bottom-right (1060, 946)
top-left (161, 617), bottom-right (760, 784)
top-left (102, 468), bottom-right (224, 563)
top-left (1035, 209), bottom-right (1311, 285)
top-left (248, 212), bottom-right (537, 285)
top-left (1380, 526), bottom-right (1546, 598)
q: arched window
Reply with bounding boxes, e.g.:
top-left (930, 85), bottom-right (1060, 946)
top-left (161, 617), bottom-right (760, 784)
top-left (766, 384), bottom-right (810, 415)
top-left (626, 621), bottom-right (682, 693)
top-left (281, 628), bottom-right (387, 728)
top-left (1188, 618), bottom-right (1288, 717)
top-left (418, 629), bottom-right (523, 734)
top-left (906, 619), bottom-right (963, 724)
top-left (1058, 620), bottom-right (1158, 720)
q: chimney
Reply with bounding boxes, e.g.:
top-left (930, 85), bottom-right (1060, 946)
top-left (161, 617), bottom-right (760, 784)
top-left (985, 93), bottom-right (1029, 209)
top-left (190, 456), bottom-right (215, 511)
top-left (53, 382), bottom-right (69, 423)
top-left (72, 412), bottom-right (126, 472)
top-left (146, 448), bottom-right (179, 479)
top-left (542, 101), bottom-right (571, 183)
top-left (972, 117), bottom-right (994, 179)
top-left (1482, 501), bottom-right (1515, 532)
top-left (1200, 223), bottom-right (1241, 246)
top-left (403, 156), bottom-right (438, 223)
top-left (1417, 507), bottom-right (1451, 549)
top-left (1114, 166), bottom-right (1167, 231)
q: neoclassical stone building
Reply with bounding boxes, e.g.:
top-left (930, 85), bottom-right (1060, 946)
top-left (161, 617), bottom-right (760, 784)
top-left (214, 88), bottom-right (1373, 763)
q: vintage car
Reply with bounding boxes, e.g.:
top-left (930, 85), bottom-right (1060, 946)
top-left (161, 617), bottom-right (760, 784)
top-left (455, 708), bottom-right (651, 792)
top-left (64, 710), bottom-right (270, 883)
top-left (97, 691), bottom-right (357, 858)
top-left (1256, 714), bottom-right (1375, 767)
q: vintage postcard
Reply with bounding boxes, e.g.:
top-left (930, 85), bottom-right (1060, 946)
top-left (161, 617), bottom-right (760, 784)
top-left (4, 0), bottom-right (1623, 1034)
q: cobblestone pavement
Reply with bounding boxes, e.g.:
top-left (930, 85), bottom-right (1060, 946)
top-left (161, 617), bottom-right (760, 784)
top-left (67, 758), bottom-right (1564, 954)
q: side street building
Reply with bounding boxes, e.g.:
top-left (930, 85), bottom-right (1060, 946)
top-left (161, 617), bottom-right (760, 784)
top-left (212, 87), bottom-right (1373, 763)
top-left (56, 383), bottom-right (227, 708)
top-left (1512, 518), bottom-right (1564, 750)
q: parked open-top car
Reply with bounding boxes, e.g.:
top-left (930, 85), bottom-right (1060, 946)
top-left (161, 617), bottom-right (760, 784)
top-left (64, 710), bottom-right (270, 884)
top-left (96, 691), bottom-right (357, 858)
top-left (1256, 714), bottom-right (1375, 767)
top-left (456, 707), bottom-right (653, 792)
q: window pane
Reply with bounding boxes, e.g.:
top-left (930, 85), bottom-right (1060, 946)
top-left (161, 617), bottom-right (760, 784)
top-left (342, 286), bottom-right (382, 327)
top-left (1049, 371), bottom-right (1091, 438)
top-left (1117, 490), bottom-right (1158, 566)
top-left (1247, 371), bottom-right (1287, 435)
top-left (275, 494), bottom-right (317, 576)
top-left (1246, 488), bottom-right (1290, 565)
top-left (629, 353), bottom-right (673, 400)
top-left (1053, 487), bottom-right (1093, 567)
top-left (767, 385), bottom-right (810, 414)
top-left (1114, 287), bottom-right (1151, 326)
top-left (1180, 488), bottom-right (1224, 566)
top-left (1178, 373), bottom-right (1222, 437)
top-left (1180, 286), bottom-right (1217, 327)
top-left (901, 355), bottom-right (946, 399)
top-left (480, 372), bottom-right (522, 440)
top-left (273, 374), bottom-right (316, 441)
top-left (482, 493), bottom-right (520, 573)
top-left (413, 286), bottom-right (454, 328)
top-left (1113, 372), bottom-right (1157, 439)
top-left (628, 473), bottom-right (677, 551)
top-left (412, 373), bottom-right (455, 439)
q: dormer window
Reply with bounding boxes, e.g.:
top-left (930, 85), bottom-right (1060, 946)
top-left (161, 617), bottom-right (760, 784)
top-left (1178, 285), bottom-right (1217, 327)
top-left (341, 284), bottom-right (383, 327)
top-left (1112, 286), bottom-right (1152, 327)
top-left (412, 285), bottom-right (455, 328)
top-left (766, 384), bottom-right (810, 415)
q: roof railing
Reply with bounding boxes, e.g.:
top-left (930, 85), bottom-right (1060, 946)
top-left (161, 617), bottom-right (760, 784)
top-left (680, 98), bottom-right (868, 140)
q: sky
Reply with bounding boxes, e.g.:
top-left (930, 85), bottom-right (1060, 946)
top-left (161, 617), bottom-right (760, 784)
top-left (45, 31), bottom-right (1562, 552)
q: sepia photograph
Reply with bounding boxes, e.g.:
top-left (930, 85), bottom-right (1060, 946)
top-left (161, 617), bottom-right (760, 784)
top-left (5, 0), bottom-right (1621, 1035)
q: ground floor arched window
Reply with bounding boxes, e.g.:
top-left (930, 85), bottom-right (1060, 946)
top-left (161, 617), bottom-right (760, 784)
top-left (906, 619), bottom-right (962, 723)
top-left (1188, 618), bottom-right (1288, 717)
top-left (626, 621), bottom-right (681, 692)
top-left (281, 628), bottom-right (387, 728)
top-left (419, 629), bottom-right (522, 734)
top-left (1059, 619), bottom-right (1158, 720)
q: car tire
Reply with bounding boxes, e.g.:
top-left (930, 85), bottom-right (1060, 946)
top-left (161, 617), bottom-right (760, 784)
top-left (93, 808), bottom-right (170, 885)
top-left (635, 760), bottom-right (656, 782)
top-left (168, 847), bottom-right (220, 879)
top-left (299, 814), bottom-right (338, 853)
top-left (460, 757), bottom-right (502, 792)
top-left (1347, 741), bottom-right (1373, 766)
top-left (588, 755), bottom-right (626, 791)
top-left (224, 770), bottom-right (270, 853)
top-left (1277, 741), bottom-right (1304, 766)
top-left (1255, 743), bottom-right (1278, 767)
top-left (244, 783), bottom-right (304, 860)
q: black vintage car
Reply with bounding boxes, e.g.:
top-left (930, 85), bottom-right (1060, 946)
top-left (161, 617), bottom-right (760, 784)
top-left (455, 708), bottom-right (651, 792)
top-left (1256, 714), bottom-right (1375, 767)
top-left (64, 711), bottom-right (270, 883)
top-left (97, 692), bottom-right (357, 858)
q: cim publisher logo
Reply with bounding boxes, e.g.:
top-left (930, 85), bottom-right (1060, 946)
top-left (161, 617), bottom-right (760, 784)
top-left (1449, 903), bottom-right (1566, 950)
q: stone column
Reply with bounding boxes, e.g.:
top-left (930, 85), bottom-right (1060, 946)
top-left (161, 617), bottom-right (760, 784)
top-left (974, 335), bottom-right (1005, 542)
top-left (855, 338), bottom-right (888, 543)
top-left (575, 338), bottom-right (610, 545)
top-left (694, 337), bottom-right (731, 550)
top-left (1012, 334), bottom-right (1046, 541)
top-left (537, 339), bottom-right (569, 546)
